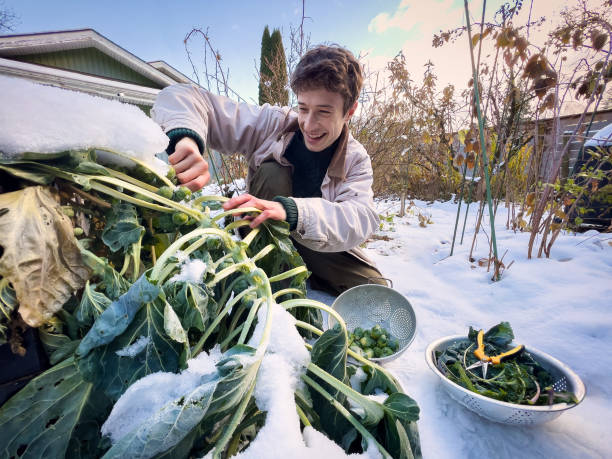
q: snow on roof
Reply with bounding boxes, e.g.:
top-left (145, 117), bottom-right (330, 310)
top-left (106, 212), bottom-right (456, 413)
top-left (0, 74), bottom-right (168, 165)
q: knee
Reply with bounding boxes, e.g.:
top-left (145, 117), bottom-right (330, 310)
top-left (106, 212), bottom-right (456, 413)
top-left (249, 161), bottom-right (292, 200)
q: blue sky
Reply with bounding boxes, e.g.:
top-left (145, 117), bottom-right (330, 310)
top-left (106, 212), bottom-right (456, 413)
top-left (2, 0), bottom-right (570, 103)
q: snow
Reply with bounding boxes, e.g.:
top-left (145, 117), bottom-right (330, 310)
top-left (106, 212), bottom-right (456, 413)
top-left (115, 335), bottom-right (150, 357)
top-left (341, 198), bottom-right (612, 459)
top-left (0, 75), bottom-right (169, 173)
top-left (169, 258), bottom-right (207, 284)
top-left (236, 302), bottom-right (381, 459)
top-left (101, 347), bottom-right (222, 444)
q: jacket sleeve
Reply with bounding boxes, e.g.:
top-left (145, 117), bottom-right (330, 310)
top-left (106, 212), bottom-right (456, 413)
top-left (151, 84), bottom-right (291, 160)
top-left (291, 148), bottom-right (379, 253)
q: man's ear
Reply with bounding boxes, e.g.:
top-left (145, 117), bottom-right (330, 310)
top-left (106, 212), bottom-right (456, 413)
top-left (345, 101), bottom-right (358, 121)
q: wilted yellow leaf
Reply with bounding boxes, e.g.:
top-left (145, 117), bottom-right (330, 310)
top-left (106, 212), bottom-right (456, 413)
top-left (0, 187), bottom-right (90, 326)
top-left (526, 192), bottom-right (536, 207)
top-left (466, 153), bottom-right (476, 169)
top-left (472, 33), bottom-right (481, 47)
top-left (458, 129), bottom-right (467, 144)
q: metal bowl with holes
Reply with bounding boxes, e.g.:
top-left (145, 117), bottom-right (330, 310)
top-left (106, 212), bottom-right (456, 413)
top-left (327, 284), bottom-right (417, 364)
top-left (425, 335), bottom-right (586, 425)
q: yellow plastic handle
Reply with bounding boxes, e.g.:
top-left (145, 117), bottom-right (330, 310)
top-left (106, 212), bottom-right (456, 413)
top-left (490, 345), bottom-right (525, 365)
top-left (474, 330), bottom-right (487, 361)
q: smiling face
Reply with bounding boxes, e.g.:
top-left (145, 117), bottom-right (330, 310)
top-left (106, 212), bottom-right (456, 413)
top-left (297, 88), bottom-right (357, 152)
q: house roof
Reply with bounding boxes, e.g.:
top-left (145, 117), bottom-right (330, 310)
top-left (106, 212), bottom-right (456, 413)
top-left (148, 60), bottom-right (193, 84)
top-left (0, 28), bottom-right (191, 87)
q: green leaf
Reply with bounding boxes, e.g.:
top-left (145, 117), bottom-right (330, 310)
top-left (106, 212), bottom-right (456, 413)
top-left (77, 294), bottom-right (181, 401)
top-left (103, 373), bottom-right (219, 459)
top-left (78, 246), bottom-right (130, 300)
top-left (307, 324), bottom-right (353, 447)
top-left (76, 281), bottom-right (112, 327)
top-left (76, 273), bottom-right (161, 358)
top-left (0, 163), bottom-right (55, 184)
top-left (165, 281), bottom-right (215, 332)
top-left (164, 302), bottom-right (188, 344)
top-left (102, 203), bottom-right (145, 253)
top-left (363, 365), bottom-right (401, 395)
top-left (203, 345), bottom-right (259, 424)
top-left (382, 414), bottom-right (413, 459)
top-left (484, 321), bottom-right (514, 347)
top-left (0, 358), bottom-right (112, 458)
top-left (383, 392), bottom-right (420, 423)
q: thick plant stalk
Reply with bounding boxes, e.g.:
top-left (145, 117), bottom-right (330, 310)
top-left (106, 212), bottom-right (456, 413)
top-left (94, 146), bottom-right (174, 187)
top-left (302, 374), bottom-right (392, 459)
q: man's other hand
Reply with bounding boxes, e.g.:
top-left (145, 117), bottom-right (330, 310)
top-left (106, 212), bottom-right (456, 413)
top-left (168, 137), bottom-right (210, 191)
top-left (222, 193), bottom-right (287, 228)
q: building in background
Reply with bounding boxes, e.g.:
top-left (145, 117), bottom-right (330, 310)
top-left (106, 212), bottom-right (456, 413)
top-left (0, 28), bottom-right (192, 114)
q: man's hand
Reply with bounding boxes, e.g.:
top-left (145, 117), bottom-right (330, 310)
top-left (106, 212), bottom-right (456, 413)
top-left (169, 137), bottom-right (210, 191)
top-left (223, 193), bottom-right (286, 228)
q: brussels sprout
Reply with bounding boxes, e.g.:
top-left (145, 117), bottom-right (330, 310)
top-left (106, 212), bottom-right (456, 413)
top-left (173, 186), bottom-right (192, 202)
top-left (373, 347), bottom-right (383, 358)
top-left (134, 164), bottom-right (156, 184)
top-left (353, 327), bottom-right (364, 338)
top-left (73, 227), bottom-right (84, 237)
top-left (377, 335), bottom-right (388, 347)
top-left (360, 336), bottom-right (374, 348)
top-left (382, 346), bottom-right (394, 357)
top-left (388, 339), bottom-right (399, 351)
top-left (157, 186), bottom-right (174, 200)
top-left (172, 212), bottom-right (189, 226)
top-left (370, 324), bottom-right (383, 339)
top-left (166, 167), bottom-right (176, 180)
top-left (61, 206), bottom-right (75, 217)
top-left (364, 348), bottom-right (375, 359)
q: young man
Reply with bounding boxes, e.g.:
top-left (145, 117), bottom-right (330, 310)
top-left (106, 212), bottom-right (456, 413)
top-left (151, 45), bottom-right (385, 294)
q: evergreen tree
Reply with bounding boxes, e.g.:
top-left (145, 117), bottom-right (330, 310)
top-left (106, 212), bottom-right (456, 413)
top-left (258, 26), bottom-right (272, 105)
top-left (258, 26), bottom-right (288, 106)
top-left (269, 29), bottom-right (289, 106)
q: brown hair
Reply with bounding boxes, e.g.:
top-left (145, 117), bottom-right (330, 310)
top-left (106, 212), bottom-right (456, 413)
top-left (290, 45), bottom-right (363, 114)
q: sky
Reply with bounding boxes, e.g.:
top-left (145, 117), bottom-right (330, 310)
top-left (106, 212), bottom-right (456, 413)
top-left (1, 0), bottom-right (584, 104)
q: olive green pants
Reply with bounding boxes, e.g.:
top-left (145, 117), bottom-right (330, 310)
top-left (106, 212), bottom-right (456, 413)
top-left (249, 161), bottom-right (385, 295)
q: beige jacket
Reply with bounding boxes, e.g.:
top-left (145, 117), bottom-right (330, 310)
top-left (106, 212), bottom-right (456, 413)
top-left (152, 84), bottom-right (378, 265)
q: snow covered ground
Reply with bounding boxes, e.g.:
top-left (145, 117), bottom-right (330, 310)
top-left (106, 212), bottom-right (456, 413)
top-left (315, 198), bottom-right (612, 459)
top-left (3, 75), bottom-right (609, 458)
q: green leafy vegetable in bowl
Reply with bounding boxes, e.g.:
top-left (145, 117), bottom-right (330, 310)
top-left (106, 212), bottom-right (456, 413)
top-left (435, 322), bottom-right (578, 406)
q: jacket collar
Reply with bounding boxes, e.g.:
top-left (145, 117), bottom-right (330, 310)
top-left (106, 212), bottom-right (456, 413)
top-left (278, 118), bottom-right (349, 181)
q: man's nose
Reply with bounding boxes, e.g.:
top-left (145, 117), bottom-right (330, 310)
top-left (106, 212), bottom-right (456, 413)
top-left (304, 112), bottom-right (316, 130)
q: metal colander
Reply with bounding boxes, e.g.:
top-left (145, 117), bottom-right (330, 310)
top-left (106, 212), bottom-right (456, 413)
top-left (327, 284), bottom-right (417, 363)
top-left (425, 336), bottom-right (586, 425)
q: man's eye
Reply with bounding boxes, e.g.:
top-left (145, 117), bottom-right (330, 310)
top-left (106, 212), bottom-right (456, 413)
top-left (298, 107), bottom-right (308, 113)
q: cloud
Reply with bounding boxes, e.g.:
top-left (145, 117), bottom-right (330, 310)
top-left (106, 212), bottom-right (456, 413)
top-left (368, 0), bottom-right (459, 35)
top-left (360, 0), bottom-right (578, 97)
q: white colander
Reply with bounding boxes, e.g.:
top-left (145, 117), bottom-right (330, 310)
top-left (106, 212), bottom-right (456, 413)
top-left (425, 335), bottom-right (586, 425)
